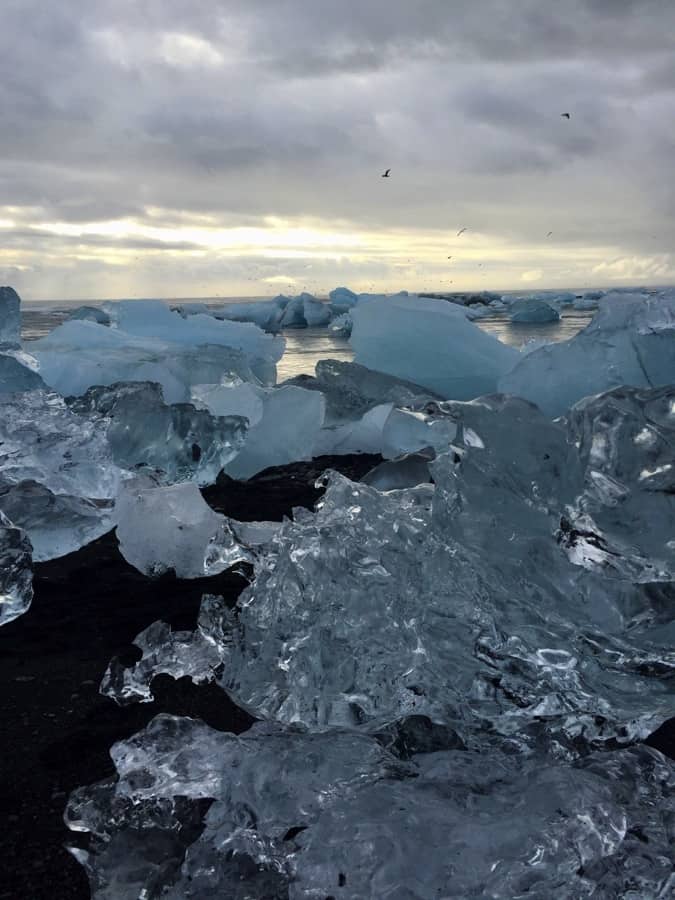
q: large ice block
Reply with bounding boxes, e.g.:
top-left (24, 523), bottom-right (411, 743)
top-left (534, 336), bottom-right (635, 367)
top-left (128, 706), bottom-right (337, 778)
top-left (0, 511), bottom-right (33, 626)
top-left (351, 293), bottom-right (519, 399)
top-left (0, 286), bottom-right (21, 347)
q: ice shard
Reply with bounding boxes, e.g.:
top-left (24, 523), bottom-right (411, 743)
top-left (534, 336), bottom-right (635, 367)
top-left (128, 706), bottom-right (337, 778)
top-left (0, 286), bottom-right (21, 348)
top-left (0, 511), bottom-right (33, 626)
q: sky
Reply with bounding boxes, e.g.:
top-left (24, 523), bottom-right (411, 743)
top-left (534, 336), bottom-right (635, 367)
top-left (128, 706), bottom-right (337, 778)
top-left (2, 0), bottom-right (675, 300)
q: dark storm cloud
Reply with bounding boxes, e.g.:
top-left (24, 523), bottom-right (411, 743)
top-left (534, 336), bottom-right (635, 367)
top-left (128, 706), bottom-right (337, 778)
top-left (2, 0), bottom-right (675, 294)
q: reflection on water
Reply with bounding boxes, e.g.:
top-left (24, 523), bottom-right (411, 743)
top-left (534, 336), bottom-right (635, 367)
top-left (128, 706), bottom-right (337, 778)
top-left (21, 303), bottom-right (594, 382)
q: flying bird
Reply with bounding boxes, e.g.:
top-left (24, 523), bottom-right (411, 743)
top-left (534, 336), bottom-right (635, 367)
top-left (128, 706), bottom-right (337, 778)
top-left (381, 169), bottom-right (391, 178)
top-left (457, 227), bottom-right (467, 237)
top-left (547, 231), bottom-right (553, 237)
top-left (561, 112), bottom-right (570, 119)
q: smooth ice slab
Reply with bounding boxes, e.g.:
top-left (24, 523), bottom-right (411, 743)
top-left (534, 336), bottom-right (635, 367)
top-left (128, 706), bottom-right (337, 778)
top-left (351, 293), bottom-right (519, 399)
top-left (0, 286), bottom-right (21, 347)
top-left (500, 292), bottom-right (675, 416)
top-left (0, 353), bottom-right (47, 393)
top-left (0, 511), bottom-right (33, 626)
top-left (224, 385), bottom-right (326, 480)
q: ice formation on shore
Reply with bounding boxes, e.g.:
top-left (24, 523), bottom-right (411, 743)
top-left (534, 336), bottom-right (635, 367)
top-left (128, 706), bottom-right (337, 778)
top-left (509, 295), bottom-right (560, 323)
top-left (500, 292), bottom-right (675, 415)
top-left (351, 293), bottom-right (519, 398)
top-left (0, 511), bottom-right (33, 626)
top-left (0, 286), bottom-right (21, 347)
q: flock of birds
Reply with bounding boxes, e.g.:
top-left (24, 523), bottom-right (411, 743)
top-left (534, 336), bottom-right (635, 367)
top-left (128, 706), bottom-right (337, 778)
top-left (379, 113), bottom-right (570, 277)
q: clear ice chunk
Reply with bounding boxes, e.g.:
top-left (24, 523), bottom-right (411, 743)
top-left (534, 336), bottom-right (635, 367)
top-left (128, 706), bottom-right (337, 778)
top-left (0, 353), bottom-right (47, 393)
top-left (69, 381), bottom-right (247, 486)
top-left (0, 510), bottom-right (33, 626)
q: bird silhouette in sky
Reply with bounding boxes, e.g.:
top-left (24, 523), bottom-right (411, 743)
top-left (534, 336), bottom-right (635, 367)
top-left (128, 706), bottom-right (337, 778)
top-left (561, 112), bottom-right (570, 119)
top-left (447, 255), bottom-right (452, 259)
top-left (381, 168), bottom-right (391, 178)
top-left (547, 231), bottom-right (553, 237)
top-left (457, 227), bottom-right (467, 236)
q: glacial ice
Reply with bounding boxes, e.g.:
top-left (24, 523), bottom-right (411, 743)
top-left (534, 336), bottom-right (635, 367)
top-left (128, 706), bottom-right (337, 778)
top-left (0, 352), bottom-right (47, 393)
top-left (190, 379), bottom-right (265, 426)
top-left (215, 299), bottom-right (285, 333)
top-left (0, 511), bottom-right (33, 626)
top-left (284, 358), bottom-right (441, 423)
top-left (351, 293), bottom-right (519, 399)
top-left (328, 285), bottom-right (359, 314)
top-left (500, 292), bottom-right (675, 416)
top-left (28, 304), bottom-right (284, 401)
top-left (66, 714), bottom-right (674, 900)
top-left (224, 385), bottom-right (326, 480)
top-left (0, 286), bottom-right (21, 347)
top-left (361, 449), bottom-right (434, 490)
top-left (115, 481), bottom-right (278, 578)
top-left (509, 296), bottom-right (560, 323)
top-left (66, 305), bottom-right (111, 325)
top-left (302, 295), bottom-right (331, 327)
top-left (0, 390), bottom-right (123, 558)
top-left (69, 381), bottom-right (247, 486)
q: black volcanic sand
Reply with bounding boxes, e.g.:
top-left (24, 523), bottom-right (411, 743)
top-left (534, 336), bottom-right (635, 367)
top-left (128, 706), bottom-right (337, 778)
top-left (0, 454), bottom-right (379, 900)
top-left (1, 451), bottom-right (673, 899)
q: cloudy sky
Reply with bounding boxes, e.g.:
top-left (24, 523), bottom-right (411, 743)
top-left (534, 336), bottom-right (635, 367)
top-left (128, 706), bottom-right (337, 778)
top-left (3, 0), bottom-right (675, 300)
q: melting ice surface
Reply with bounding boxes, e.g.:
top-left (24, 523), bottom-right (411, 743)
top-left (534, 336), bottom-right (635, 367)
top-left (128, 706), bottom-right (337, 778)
top-left (1, 285), bottom-right (674, 897)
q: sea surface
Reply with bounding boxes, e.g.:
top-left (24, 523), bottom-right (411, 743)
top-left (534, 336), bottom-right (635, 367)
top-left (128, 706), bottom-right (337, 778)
top-left (21, 298), bottom-right (594, 382)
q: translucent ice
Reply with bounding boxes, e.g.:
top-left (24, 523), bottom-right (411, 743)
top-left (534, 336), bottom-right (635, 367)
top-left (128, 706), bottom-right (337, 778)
top-left (190, 379), bottom-right (264, 426)
top-left (361, 449), bottom-right (434, 490)
top-left (70, 381), bottom-right (247, 486)
top-left (0, 511), bottom-right (33, 626)
top-left (284, 358), bottom-right (441, 424)
top-left (224, 385), bottom-right (326, 479)
top-left (500, 292), bottom-right (675, 416)
top-left (328, 285), bottom-right (359, 314)
top-left (302, 296), bottom-right (331, 327)
top-left (66, 305), bottom-right (111, 325)
top-left (29, 303), bottom-right (283, 400)
top-left (0, 286), bottom-right (21, 347)
top-left (351, 293), bottom-right (519, 399)
top-left (0, 353), bottom-right (47, 393)
top-left (216, 299), bottom-right (285, 333)
top-left (66, 714), bottom-right (674, 900)
top-left (115, 481), bottom-right (276, 578)
top-left (509, 296), bottom-right (560, 323)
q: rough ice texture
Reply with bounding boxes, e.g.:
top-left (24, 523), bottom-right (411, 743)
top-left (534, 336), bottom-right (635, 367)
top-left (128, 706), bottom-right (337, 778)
top-left (69, 382), bottom-right (247, 486)
top-left (0, 511), bottom-right (33, 626)
top-left (0, 286), bottom-right (21, 347)
top-left (500, 292), bottom-right (675, 416)
top-left (28, 301), bottom-right (284, 401)
top-left (115, 481), bottom-right (277, 579)
top-left (351, 293), bottom-right (519, 399)
top-left (67, 714), bottom-right (674, 900)
top-left (509, 296), bottom-right (560, 323)
top-left (190, 380), bottom-right (265, 426)
top-left (284, 358), bottom-right (442, 423)
top-left (224, 385), bottom-right (326, 480)
top-left (214, 299), bottom-right (285, 333)
top-left (361, 449), bottom-right (433, 490)
top-left (71, 386), bottom-right (675, 898)
top-left (111, 390), bottom-right (674, 741)
top-left (0, 391), bottom-right (123, 557)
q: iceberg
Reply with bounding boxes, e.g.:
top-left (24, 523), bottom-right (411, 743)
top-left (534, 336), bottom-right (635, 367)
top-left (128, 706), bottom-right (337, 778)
top-left (70, 381), bottom-right (247, 486)
top-left (0, 511), bottom-right (33, 626)
top-left (350, 293), bottom-right (519, 399)
top-left (509, 296), bottom-right (560, 324)
top-left (0, 286), bottom-right (21, 348)
top-left (499, 292), bottom-right (675, 416)
top-left (190, 379), bottom-right (264, 426)
top-left (216, 299), bottom-right (285, 333)
top-left (28, 319), bottom-right (275, 403)
top-left (302, 295), bottom-right (331, 327)
top-left (328, 285), bottom-right (359, 314)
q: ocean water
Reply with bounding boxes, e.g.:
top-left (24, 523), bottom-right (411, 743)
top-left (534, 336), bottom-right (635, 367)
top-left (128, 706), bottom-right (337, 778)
top-left (20, 298), bottom-right (594, 382)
